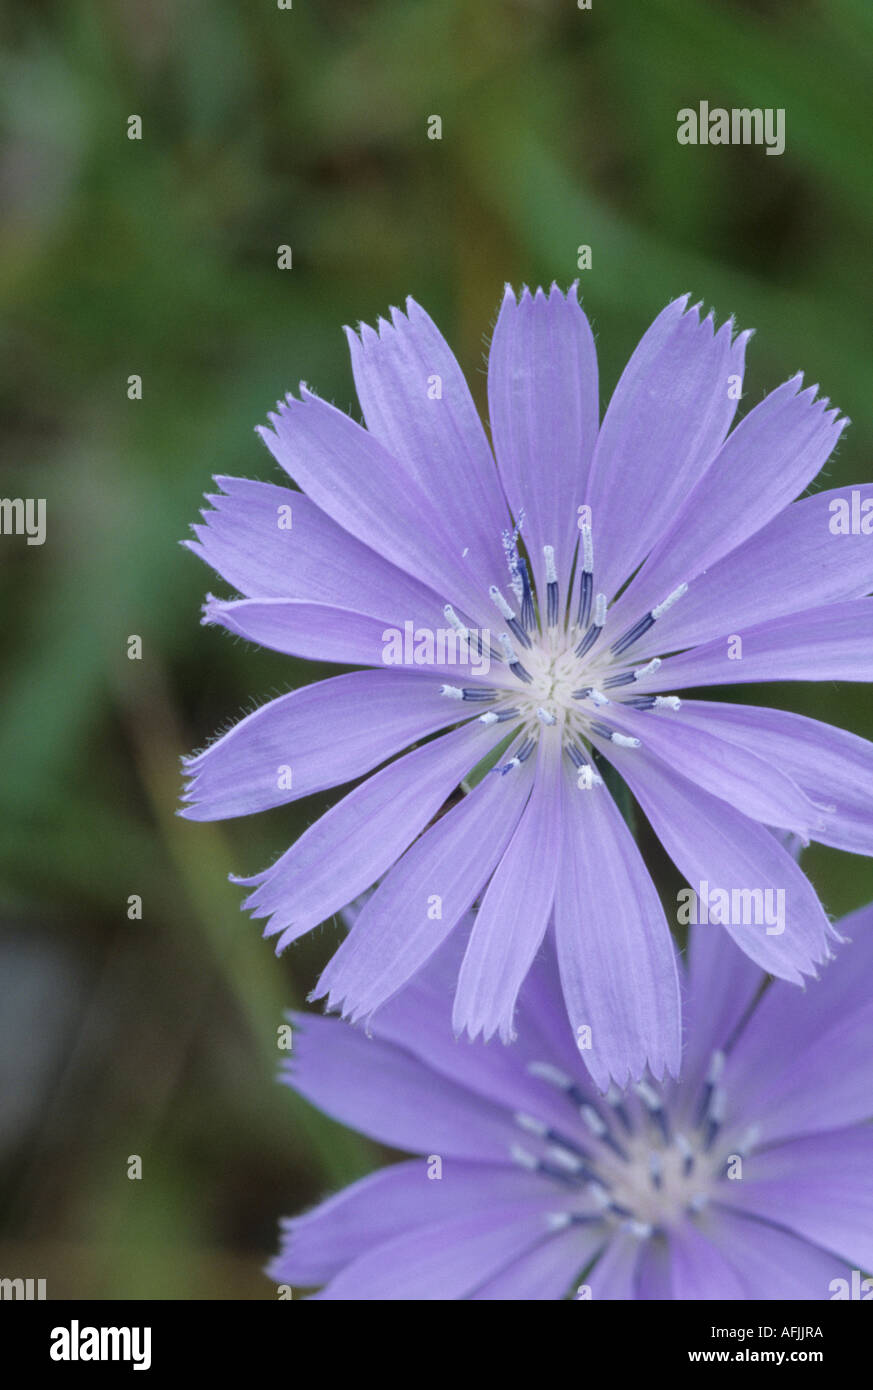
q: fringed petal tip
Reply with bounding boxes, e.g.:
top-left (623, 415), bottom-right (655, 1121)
top-left (345, 298), bottom-right (433, 351)
top-left (259, 386), bottom-right (309, 432)
top-left (499, 280), bottom-right (586, 312)
top-left (583, 1044), bottom-right (680, 1098)
top-left (227, 870), bottom-right (263, 888)
top-left (262, 1257), bottom-right (287, 1287)
top-left (315, 986), bottom-right (362, 1027)
top-left (200, 593), bottom-right (221, 626)
top-left (451, 1009), bottom-right (517, 1047)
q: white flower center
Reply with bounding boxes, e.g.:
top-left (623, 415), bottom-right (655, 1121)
top-left (514, 1056), bottom-right (756, 1241)
top-left (441, 531), bottom-right (686, 777)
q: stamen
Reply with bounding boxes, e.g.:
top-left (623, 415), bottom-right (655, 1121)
top-left (676, 1133), bottom-right (695, 1177)
top-left (511, 1112), bottom-right (606, 1178)
top-left (440, 684), bottom-right (496, 703)
top-left (576, 523), bottom-right (594, 628)
top-left (502, 518), bottom-right (524, 573)
top-left (508, 614), bottom-right (533, 649)
top-left (695, 1049), bottom-right (726, 1127)
top-left (545, 1146), bottom-right (584, 1174)
top-left (489, 585), bottom-right (532, 650)
top-left (648, 1152), bottom-right (663, 1190)
top-left (590, 723), bottom-right (641, 749)
top-left (610, 614), bottom-right (653, 657)
top-left (575, 592), bottom-right (607, 658)
top-left (510, 1143), bottom-right (539, 1171)
top-left (706, 1056), bottom-right (728, 1089)
top-left (540, 1164), bottom-right (589, 1189)
top-left (518, 557), bottom-right (535, 631)
top-left (489, 584), bottom-right (514, 619)
top-left (734, 1124), bottom-right (760, 1156)
top-left (536, 707), bottom-right (557, 725)
top-left (545, 1212), bottom-right (573, 1232)
top-left (635, 1080), bottom-right (671, 1143)
top-left (606, 1084), bottom-right (634, 1134)
top-left (508, 560), bottom-right (524, 609)
top-left (567, 752), bottom-right (603, 789)
top-left (442, 604), bottom-right (468, 638)
top-left (573, 687), bottom-right (609, 705)
top-left (580, 1104), bottom-right (608, 1140)
top-left (543, 545), bottom-right (559, 628)
top-left (574, 764), bottom-right (603, 791)
top-left (608, 1199), bottom-right (635, 1219)
top-left (479, 706), bottom-right (520, 725)
top-left (497, 633), bottom-right (533, 684)
top-left (625, 695), bottom-right (681, 711)
top-left (527, 1061), bottom-right (573, 1090)
top-left (526, 1061), bottom-right (589, 1109)
top-left (546, 1146), bottom-right (601, 1182)
top-left (652, 583), bottom-right (689, 620)
top-left (511, 1144), bottom-right (580, 1188)
top-left (605, 657), bottom-right (662, 688)
top-left (497, 736), bottom-right (535, 775)
top-left (503, 515), bottom-right (534, 630)
top-left (624, 1219), bottom-right (654, 1240)
top-left (702, 1087), bottom-right (726, 1152)
top-left (611, 584), bottom-right (688, 656)
top-left (587, 1182), bottom-right (612, 1212)
top-left (581, 1104), bottom-right (629, 1161)
top-left (514, 1112), bottom-right (548, 1137)
top-left (634, 657), bottom-right (662, 682)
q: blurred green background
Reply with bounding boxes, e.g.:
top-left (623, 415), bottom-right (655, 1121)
top-left (1, 0), bottom-right (872, 1298)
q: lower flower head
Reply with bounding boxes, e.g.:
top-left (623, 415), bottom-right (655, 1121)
top-left (270, 904), bottom-right (873, 1300)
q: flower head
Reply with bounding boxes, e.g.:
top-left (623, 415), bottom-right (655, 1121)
top-left (183, 286), bottom-right (872, 1086)
top-left (269, 905), bottom-right (873, 1300)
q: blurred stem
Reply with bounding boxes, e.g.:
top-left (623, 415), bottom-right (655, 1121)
top-left (116, 660), bottom-right (376, 1187)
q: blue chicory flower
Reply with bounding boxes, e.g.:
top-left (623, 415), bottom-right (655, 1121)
top-left (183, 287), bottom-right (872, 1086)
top-left (268, 904), bottom-right (873, 1300)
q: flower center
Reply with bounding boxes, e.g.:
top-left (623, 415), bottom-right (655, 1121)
top-left (512, 1054), bottom-right (757, 1242)
top-left (439, 520), bottom-right (686, 779)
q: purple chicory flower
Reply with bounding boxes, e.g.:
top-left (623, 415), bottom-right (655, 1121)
top-left (268, 904), bottom-right (873, 1300)
top-left (182, 286), bottom-right (872, 1086)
